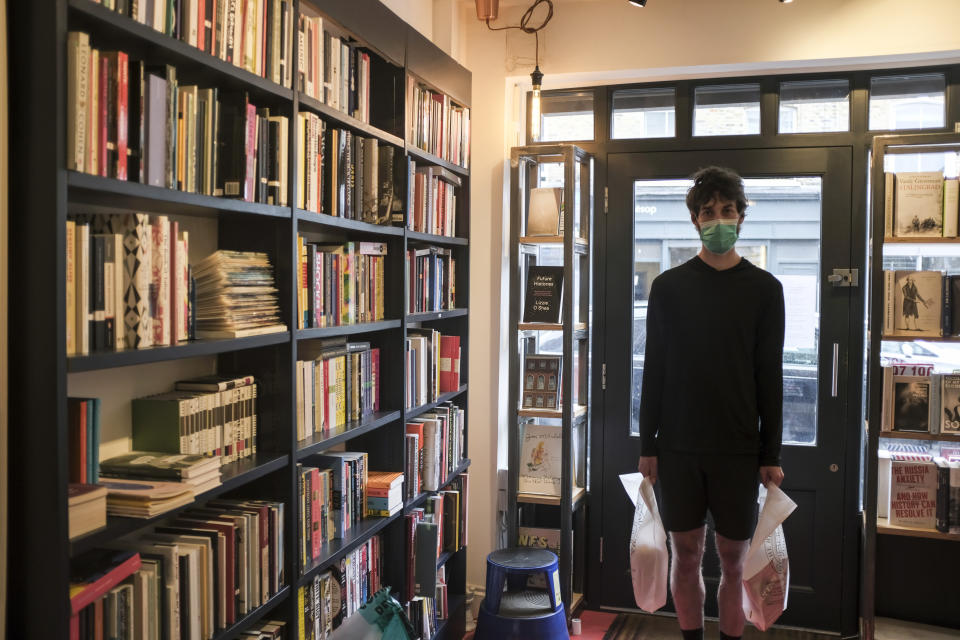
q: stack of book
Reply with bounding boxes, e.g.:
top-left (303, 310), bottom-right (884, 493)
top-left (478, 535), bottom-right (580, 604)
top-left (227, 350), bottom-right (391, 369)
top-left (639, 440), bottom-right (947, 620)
top-left (297, 239), bottom-right (388, 329)
top-left (91, 0), bottom-right (295, 88)
top-left (407, 78), bottom-right (470, 168)
top-left (408, 162), bottom-right (461, 237)
top-left (404, 407), bottom-right (465, 497)
top-left (404, 330), bottom-right (461, 408)
top-left (68, 483), bottom-right (108, 540)
top-left (99, 451), bottom-right (222, 495)
top-left (296, 339), bottom-right (381, 442)
top-left (365, 471), bottom-right (404, 517)
top-left (67, 33), bottom-right (290, 204)
top-left (67, 213), bottom-right (193, 354)
top-left (193, 250), bottom-right (287, 339)
top-left (407, 246), bottom-right (456, 314)
top-left (96, 477), bottom-right (195, 518)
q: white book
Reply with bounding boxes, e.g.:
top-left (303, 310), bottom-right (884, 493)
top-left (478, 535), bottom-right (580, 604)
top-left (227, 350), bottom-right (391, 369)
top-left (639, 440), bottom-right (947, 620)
top-left (883, 172), bottom-right (894, 238)
top-left (944, 179), bottom-right (959, 238)
top-left (518, 423), bottom-right (563, 496)
top-left (878, 449), bottom-right (891, 519)
top-left (889, 459), bottom-right (937, 529)
top-left (894, 171), bottom-right (944, 237)
top-left (892, 270), bottom-right (941, 337)
top-left (77, 223), bottom-right (90, 355)
top-left (67, 32), bottom-right (89, 173)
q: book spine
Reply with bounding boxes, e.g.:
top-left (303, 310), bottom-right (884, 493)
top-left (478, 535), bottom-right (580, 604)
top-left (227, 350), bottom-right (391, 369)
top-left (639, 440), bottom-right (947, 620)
top-left (66, 221), bottom-right (77, 355)
top-left (116, 52), bottom-right (129, 180)
top-left (67, 32), bottom-right (90, 173)
top-left (944, 276), bottom-right (953, 337)
top-left (937, 461), bottom-right (950, 533)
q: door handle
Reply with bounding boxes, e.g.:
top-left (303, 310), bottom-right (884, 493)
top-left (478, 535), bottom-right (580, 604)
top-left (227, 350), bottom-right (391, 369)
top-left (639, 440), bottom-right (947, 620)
top-left (831, 342), bottom-right (839, 398)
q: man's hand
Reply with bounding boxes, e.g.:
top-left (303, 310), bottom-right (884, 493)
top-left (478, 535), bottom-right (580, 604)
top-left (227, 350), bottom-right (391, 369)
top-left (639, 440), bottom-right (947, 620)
top-left (760, 465), bottom-right (784, 488)
top-left (638, 456), bottom-right (658, 485)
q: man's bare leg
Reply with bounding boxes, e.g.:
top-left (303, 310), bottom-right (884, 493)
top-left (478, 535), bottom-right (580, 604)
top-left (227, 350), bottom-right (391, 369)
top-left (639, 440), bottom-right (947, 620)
top-left (670, 527), bottom-right (707, 632)
top-left (716, 532), bottom-right (751, 638)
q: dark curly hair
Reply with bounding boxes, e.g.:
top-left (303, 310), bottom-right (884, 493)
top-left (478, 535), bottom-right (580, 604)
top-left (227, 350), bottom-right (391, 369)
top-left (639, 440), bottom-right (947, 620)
top-left (685, 166), bottom-right (748, 217)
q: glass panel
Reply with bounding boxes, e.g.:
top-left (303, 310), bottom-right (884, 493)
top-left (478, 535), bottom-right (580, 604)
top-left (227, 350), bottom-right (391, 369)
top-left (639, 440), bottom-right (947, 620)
top-left (612, 87), bottom-right (676, 139)
top-left (630, 177), bottom-right (823, 446)
top-left (778, 79), bottom-right (850, 133)
top-left (539, 91), bottom-right (594, 142)
top-left (869, 73), bottom-right (946, 131)
top-left (693, 84), bottom-right (761, 136)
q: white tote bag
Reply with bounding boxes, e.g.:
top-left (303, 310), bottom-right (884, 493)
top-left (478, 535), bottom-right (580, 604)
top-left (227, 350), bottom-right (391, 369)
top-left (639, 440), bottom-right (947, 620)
top-left (621, 473), bottom-right (668, 612)
top-left (741, 483), bottom-right (797, 631)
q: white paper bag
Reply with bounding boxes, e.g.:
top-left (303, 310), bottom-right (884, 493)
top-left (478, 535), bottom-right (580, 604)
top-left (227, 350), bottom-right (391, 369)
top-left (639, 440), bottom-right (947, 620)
top-left (621, 473), bottom-right (668, 612)
top-left (741, 483), bottom-right (797, 631)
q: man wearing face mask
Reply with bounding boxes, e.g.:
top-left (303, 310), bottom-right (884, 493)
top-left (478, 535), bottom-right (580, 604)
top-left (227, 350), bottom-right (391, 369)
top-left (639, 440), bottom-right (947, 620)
top-left (636, 166), bottom-right (785, 640)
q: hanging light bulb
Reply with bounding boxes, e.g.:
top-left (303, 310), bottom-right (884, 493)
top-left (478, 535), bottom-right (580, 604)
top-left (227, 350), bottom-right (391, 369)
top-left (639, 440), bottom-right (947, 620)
top-left (530, 65), bottom-right (543, 141)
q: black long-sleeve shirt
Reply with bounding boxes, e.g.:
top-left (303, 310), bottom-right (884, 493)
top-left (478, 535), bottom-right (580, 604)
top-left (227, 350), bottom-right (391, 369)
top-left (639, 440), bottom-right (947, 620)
top-left (638, 256), bottom-right (785, 466)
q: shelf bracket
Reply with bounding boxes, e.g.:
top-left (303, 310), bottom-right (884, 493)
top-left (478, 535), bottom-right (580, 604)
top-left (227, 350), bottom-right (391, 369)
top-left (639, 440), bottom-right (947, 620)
top-left (604, 186), bottom-right (608, 215)
top-left (601, 362), bottom-right (607, 390)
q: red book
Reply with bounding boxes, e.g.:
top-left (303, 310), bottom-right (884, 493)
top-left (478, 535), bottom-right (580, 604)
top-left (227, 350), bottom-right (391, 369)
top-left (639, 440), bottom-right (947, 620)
top-left (197, 0), bottom-right (206, 52)
top-left (310, 467), bottom-right (322, 562)
top-left (116, 51), bottom-right (128, 181)
top-left (68, 399), bottom-right (88, 484)
top-left (438, 335), bottom-right (460, 392)
top-left (244, 103), bottom-right (257, 201)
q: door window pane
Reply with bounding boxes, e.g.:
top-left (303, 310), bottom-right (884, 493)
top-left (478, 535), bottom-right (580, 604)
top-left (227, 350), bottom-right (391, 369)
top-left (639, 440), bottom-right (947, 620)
top-left (539, 91), bottom-right (594, 142)
top-left (612, 87), bottom-right (676, 139)
top-left (779, 79), bottom-right (850, 133)
top-left (630, 177), bottom-right (822, 446)
top-left (869, 73), bottom-right (946, 131)
top-left (693, 84), bottom-right (761, 136)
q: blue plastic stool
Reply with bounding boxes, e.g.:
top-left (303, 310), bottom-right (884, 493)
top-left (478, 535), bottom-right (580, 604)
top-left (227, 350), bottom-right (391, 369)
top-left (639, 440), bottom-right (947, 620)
top-left (474, 548), bottom-right (570, 640)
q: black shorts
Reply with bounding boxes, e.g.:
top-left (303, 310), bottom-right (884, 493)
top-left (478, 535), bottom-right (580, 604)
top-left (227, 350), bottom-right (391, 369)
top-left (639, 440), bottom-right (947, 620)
top-left (657, 451), bottom-right (759, 541)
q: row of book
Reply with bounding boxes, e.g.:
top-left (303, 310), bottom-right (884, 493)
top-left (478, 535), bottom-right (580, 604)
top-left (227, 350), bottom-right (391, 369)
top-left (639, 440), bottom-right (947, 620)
top-left (408, 162), bottom-right (461, 237)
top-left (405, 331), bottom-right (462, 409)
top-left (93, 0), bottom-right (295, 89)
top-left (133, 374), bottom-right (259, 463)
top-left (297, 11), bottom-right (373, 124)
top-left (67, 214), bottom-right (192, 355)
top-left (298, 452), bottom-right (369, 558)
top-left (67, 32), bottom-right (290, 205)
top-left (296, 340), bottom-right (381, 443)
top-left (296, 239), bottom-right (388, 329)
top-left (882, 270), bottom-right (960, 338)
top-left (404, 403), bottom-right (466, 500)
top-left (296, 113), bottom-right (400, 221)
top-left (407, 247), bottom-right (456, 315)
top-left (883, 171), bottom-right (960, 238)
top-left (297, 535), bottom-right (382, 640)
top-left (407, 77), bottom-right (470, 169)
top-left (878, 445), bottom-right (959, 534)
top-left (70, 498), bottom-right (285, 640)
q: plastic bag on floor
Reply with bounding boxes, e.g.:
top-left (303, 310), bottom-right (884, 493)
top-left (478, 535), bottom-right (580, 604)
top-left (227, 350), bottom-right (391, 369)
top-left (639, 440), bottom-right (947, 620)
top-left (621, 473), bottom-right (668, 612)
top-left (741, 483), bottom-right (797, 631)
top-left (330, 588), bottom-right (416, 640)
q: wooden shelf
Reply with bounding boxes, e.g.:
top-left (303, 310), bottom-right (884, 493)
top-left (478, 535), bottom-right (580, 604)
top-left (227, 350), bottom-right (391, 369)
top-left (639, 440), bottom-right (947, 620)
top-left (881, 335), bottom-right (960, 343)
top-left (518, 405), bottom-right (588, 420)
top-left (407, 230), bottom-right (469, 247)
top-left (300, 514), bottom-right (401, 585)
top-left (517, 486), bottom-right (587, 507)
top-left (69, 454), bottom-right (290, 556)
top-left (296, 411), bottom-right (403, 459)
top-left (569, 592), bottom-right (585, 615)
top-left (407, 308), bottom-right (469, 322)
top-left (406, 385), bottom-right (469, 421)
top-left (519, 322), bottom-right (587, 332)
top-left (883, 237), bottom-right (960, 243)
top-left (297, 94), bottom-right (404, 148)
top-left (67, 0), bottom-right (293, 103)
top-left (67, 331), bottom-right (291, 372)
top-left (295, 209), bottom-right (404, 236)
top-left (296, 320), bottom-right (402, 341)
top-left (879, 431), bottom-right (960, 442)
top-left (519, 236), bottom-right (589, 248)
top-left (67, 171), bottom-right (292, 219)
top-left (211, 586), bottom-right (289, 640)
top-left (877, 517), bottom-right (960, 541)
top-left (405, 144), bottom-right (469, 177)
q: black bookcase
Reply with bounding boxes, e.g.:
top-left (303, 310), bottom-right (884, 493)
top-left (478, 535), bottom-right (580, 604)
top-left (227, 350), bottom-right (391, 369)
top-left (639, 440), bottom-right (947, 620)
top-left (7, 1), bottom-right (471, 638)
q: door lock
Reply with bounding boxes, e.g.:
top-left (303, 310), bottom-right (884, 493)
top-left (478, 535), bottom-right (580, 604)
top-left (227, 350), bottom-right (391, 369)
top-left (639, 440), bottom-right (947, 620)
top-left (829, 464), bottom-right (839, 472)
top-left (828, 268), bottom-right (859, 287)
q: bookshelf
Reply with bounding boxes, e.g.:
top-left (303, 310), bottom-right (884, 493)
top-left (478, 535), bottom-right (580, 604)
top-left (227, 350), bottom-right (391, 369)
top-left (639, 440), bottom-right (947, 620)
top-left (7, 1), bottom-right (471, 638)
top-left (863, 132), bottom-right (960, 636)
top-left (507, 144), bottom-right (594, 617)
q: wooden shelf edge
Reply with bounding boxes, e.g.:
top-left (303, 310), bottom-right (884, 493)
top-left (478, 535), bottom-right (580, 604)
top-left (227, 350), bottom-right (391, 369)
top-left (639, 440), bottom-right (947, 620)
top-left (877, 517), bottom-right (960, 541)
top-left (519, 236), bottom-right (589, 247)
top-left (518, 405), bottom-right (588, 420)
top-left (518, 323), bottom-right (587, 332)
top-left (883, 237), bottom-right (960, 243)
top-left (295, 411), bottom-right (403, 459)
top-left (568, 592), bottom-right (585, 616)
top-left (406, 385), bottom-right (469, 420)
top-left (211, 586), bottom-right (290, 640)
top-left (295, 209), bottom-right (404, 236)
top-left (405, 144), bottom-right (469, 177)
top-left (517, 486), bottom-right (587, 507)
top-left (879, 431), bottom-right (960, 442)
top-left (297, 94), bottom-right (405, 147)
top-left (881, 334), bottom-right (960, 342)
top-left (296, 320), bottom-right (402, 340)
top-left (406, 230), bottom-right (469, 247)
top-left (406, 308), bottom-right (469, 322)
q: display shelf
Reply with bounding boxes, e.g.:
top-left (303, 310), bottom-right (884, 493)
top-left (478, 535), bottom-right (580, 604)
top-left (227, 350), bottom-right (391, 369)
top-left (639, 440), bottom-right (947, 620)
top-left (406, 230), bottom-right (469, 247)
top-left (69, 453), bottom-right (290, 556)
top-left (296, 320), bottom-right (402, 341)
top-left (67, 330), bottom-right (291, 372)
top-left (406, 308), bottom-right (469, 323)
top-left (298, 94), bottom-right (405, 148)
top-left (299, 514), bottom-right (399, 585)
top-left (66, 0), bottom-right (293, 103)
top-left (211, 586), bottom-right (290, 640)
top-left (519, 323), bottom-right (588, 340)
top-left (406, 385), bottom-right (468, 421)
top-left (405, 144), bottom-right (469, 177)
top-left (519, 236), bottom-right (589, 249)
top-left (878, 431), bottom-right (960, 442)
top-left (877, 517), bottom-right (960, 542)
top-left (517, 486), bottom-right (587, 508)
top-left (518, 405), bottom-right (588, 420)
top-left (880, 335), bottom-right (960, 343)
top-left (295, 208), bottom-right (405, 236)
top-left (67, 171), bottom-right (293, 219)
top-left (883, 237), bottom-right (960, 244)
top-left (296, 410), bottom-right (403, 459)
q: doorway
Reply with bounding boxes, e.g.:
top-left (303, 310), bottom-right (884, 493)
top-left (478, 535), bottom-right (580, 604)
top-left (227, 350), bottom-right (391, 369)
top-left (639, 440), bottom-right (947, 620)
top-left (598, 147), bottom-right (856, 633)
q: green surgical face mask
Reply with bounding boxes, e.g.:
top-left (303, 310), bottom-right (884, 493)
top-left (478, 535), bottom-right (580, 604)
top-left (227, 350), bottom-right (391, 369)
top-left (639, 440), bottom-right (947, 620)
top-left (699, 219), bottom-right (739, 254)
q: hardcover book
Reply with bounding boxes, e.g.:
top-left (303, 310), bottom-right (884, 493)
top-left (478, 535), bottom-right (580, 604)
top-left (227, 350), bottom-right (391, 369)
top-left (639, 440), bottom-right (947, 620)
top-left (942, 374), bottom-right (960, 434)
top-left (891, 375), bottom-right (932, 433)
top-left (527, 187), bottom-right (563, 236)
top-left (100, 451), bottom-right (221, 480)
top-left (518, 424), bottom-right (563, 496)
top-left (523, 266), bottom-right (564, 324)
top-left (522, 354), bottom-right (563, 410)
top-left (894, 171), bottom-right (944, 237)
top-left (891, 270), bottom-right (942, 337)
top-left (888, 458), bottom-right (937, 529)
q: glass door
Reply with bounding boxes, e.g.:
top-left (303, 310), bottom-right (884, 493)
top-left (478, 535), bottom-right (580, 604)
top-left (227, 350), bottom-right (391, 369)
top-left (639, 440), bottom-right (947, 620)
top-left (599, 147), bottom-right (854, 633)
